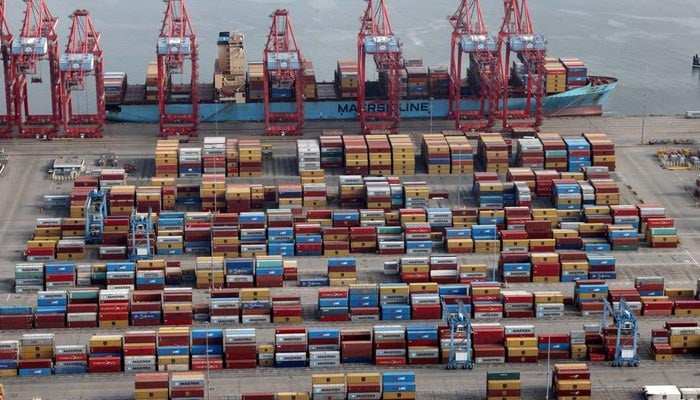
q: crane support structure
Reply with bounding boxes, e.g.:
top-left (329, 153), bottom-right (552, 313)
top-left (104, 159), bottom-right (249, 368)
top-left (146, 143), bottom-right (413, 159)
top-left (601, 298), bottom-right (640, 367)
top-left (60, 9), bottom-right (104, 138)
top-left (129, 208), bottom-right (154, 261)
top-left (263, 9), bottom-right (304, 136)
top-left (84, 189), bottom-right (106, 245)
top-left (157, 0), bottom-right (199, 137)
top-left (357, 0), bottom-right (402, 134)
top-left (448, 0), bottom-right (499, 132)
top-left (11, 0), bottom-right (62, 138)
top-left (496, 0), bottom-right (546, 133)
top-left (441, 299), bottom-right (474, 370)
top-left (0, 0), bottom-right (15, 138)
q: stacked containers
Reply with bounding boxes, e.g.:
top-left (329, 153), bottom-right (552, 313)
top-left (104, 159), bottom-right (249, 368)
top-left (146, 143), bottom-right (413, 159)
top-left (574, 280), bottom-right (608, 316)
top-left (275, 327), bottom-right (308, 368)
top-left (35, 290), bottom-right (66, 329)
top-left (374, 325), bottom-right (406, 366)
top-left (668, 322), bottom-right (700, 356)
top-left (473, 175), bottom-right (504, 208)
top-left (145, 61), bottom-right (158, 102)
top-left (406, 323), bottom-right (439, 365)
top-left (399, 257), bottom-right (429, 283)
top-left (538, 332), bottom-right (570, 361)
top-left (584, 132), bottom-right (616, 171)
top-left (473, 324), bottom-right (506, 365)
top-left (224, 328), bottom-right (257, 369)
top-left (516, 138), bottom-right (544, 169)
top-left (327, 258), bottom-right (356, 286)
top-left (88, 334), bottom-right (123, 373)
top-left (200, 175), bottom-right (226, 212)
top-left (560, 58), bottom-right (588, 90)
top-left (178, 147), bottom-right (202, 178)
top-left (106, 262), bottom-right (135, 290)
top-left (156, 212), bottom-right (184, 256)
top-left (403, 223), bottom-right (431, 256)
top-left (552, 179), bottom-right (581, 211)
top-left (472, 282), bottom-right (503, 320)
top-left (499, 251), bottom-right (531, 284)
top-left (340, 328), bottom-right (373, 363)
top-left (422, 134), bottom-right (450, 175)
top-left (240, 212), bottom-right (265, 257)
top-left (15, 264), bottom-right (43, 293)
top-left (99, 288), bottom-right (130, 327)
top-left (552, 363), bottom-right (591, 400)
top-left (247, 61), bottom-right (264, 100)
top-left (296, 222), bottom-right (323, 257)
top-left (531, 252), bottom-right (560, 283)
top-left (162, 287), bottom-right (193, 326)
top-left (319, 135), bottom-right (344, 169)
top-left (343, 136), bottom-right (369, 175)
top-left (190, 328), bottom-right (223, 371)
top-left (19, 333), bottom-right (54, 376)
top-left (336, 59), bottom-right (358, 99)
top-left (170, 371), bottom-right (205, 400)
top-left (477, 133), bottom-right (509, 174)
top-left (224, 258), bottom-right (255, 288)
top-left (471, 224), bottom-right (499, 254)
top-left (209, 289), bottom-right (240, 324)
top-left (366, 181), bottom-right (392, 210)
top-left (278, 183), bottom-right (303, 210)
top-left (224, 138), bottom-right (240, 177)
top-left (350, 226), bottom-right (377, 255)
top-left (255, 256), bottom-right (284, 288)
top-left (195, 256), bottom-right (224, 289)
top-left (312, 374), bottom-right (346, 400)
top-left (502, 291), bottom-right (534, 318)
top-left (428, 65), bottom-right (449, 97)
top-left (308, 328), bottom-right (341, 368)
top-left (303, 60), bottom-right (317, 100)
top-left (134, 372), bottom-right (169, 400)
top-left (56, 238), bottom-right (85, 261)
top-left (409, 283), bottom-right (441, 320)
top-left (347, 372), bottom-right (382, 400)
top-left (203, 137), bottom-right (227, 175)
top-left (104, 71), bottom-right (127, 105)
top-left (349, 284), bottom-right (380, 321)
top-left (239, 139), bottom-right (263, 177)
top-left (226, 184), bottom-right (251, 213)
top-left (564, 136), bottom-right (592, 172)
top-left (586, 253), bottom-right (616, 280)
top-left (338, 176), bottom-right (364, 208)
top-left (444, 227), bottom-right (473, 253)
top-left (154, 139), bottom-right (179, 178)
top-left (445, 134), bottom-right (473, 174)
top-left (380, 283), bottom-right (411, 321)
top-left (382, 371), bottom-right (416, 400)
top-left (403, 182), bottom-right (430, 209)
top-left (534, 291), bottom-right (565, 319)
top-left (366, 135), bottom-right (392, 176)
top-left (544, 57), bottom-right (566, 94)
top-left (559, 251), bottom-right (589, 282)
top-left (389, 134), bottom-right (415, 175)
top-left (0, 340), bottom-right (18, 377)
top-left (428, 255), bottom-right (458, 284)
top-left (487, 371), bottom-right (522, 400)
top-left (157, 327), bottom-right (190, 371)
top-left (26, 219), bottom-right (59, 262)
top-left (268, 225), bottom-right (295, 257)
top-left (123, 331), bottom-right (157, 373)
top-left (537, 133), bottom-right (567, 172)
top-left (406, 66), bottom-right (428, 98)
top-left (240, 288), bottom-right (271, 324)
top-left (318, 287), bottom-right (349, 322)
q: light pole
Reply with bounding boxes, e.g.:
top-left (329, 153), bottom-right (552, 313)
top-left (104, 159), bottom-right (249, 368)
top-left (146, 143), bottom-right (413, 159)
top-left (429, 97), bottom-right (434, 134)
top-left (640, 92), bottom-right (647, 145)
top-left (544, 316), bottom-right (553, 400)
top-left (205, 323), bottom-right (210, 400)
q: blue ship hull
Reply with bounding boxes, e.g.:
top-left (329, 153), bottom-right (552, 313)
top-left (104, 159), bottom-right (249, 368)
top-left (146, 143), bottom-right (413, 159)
top-left (106, 79), bottom-right (617, 123)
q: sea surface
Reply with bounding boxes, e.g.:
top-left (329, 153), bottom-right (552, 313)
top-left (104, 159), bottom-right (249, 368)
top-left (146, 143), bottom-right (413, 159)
top-left (3, 0), bottom-right (700, 116)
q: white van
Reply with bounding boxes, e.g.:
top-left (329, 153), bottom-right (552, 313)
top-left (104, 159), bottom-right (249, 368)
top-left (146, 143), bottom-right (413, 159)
top-left (685, 111), bottom-right (700, 118)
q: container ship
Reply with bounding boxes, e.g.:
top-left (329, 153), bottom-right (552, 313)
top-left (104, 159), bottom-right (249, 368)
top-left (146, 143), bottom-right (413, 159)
top-left (104, 31), bottom-right (618, 124)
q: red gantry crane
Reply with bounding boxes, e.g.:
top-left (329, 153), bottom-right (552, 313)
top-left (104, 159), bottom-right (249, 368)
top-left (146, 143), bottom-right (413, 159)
top-left (0, 0), bottom-right (15, 138)
top-left (12, 0), bottom-right (62, 138)
top-left (157, 0), bottom-right (199, 137)
top-left (495, 0), bottom-right (546, 132)
top-left (263, 9), bottom-right (304, 136)
top-left (357, 0), bottom-right (402, 134)
top-left (60, 10), bottom-right (104, 138)
top-left (448, 0), bottom-right (499, 132)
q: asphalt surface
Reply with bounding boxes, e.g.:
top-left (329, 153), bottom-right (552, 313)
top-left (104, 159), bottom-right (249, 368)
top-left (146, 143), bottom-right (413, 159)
top-left (0, 115), bottom-right (700, 399)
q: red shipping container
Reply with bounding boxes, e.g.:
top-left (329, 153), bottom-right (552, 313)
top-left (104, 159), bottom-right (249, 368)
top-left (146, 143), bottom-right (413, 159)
top-left (374, 356), bottom-right (406, 366)
top-left (347, 383), bottom-right (381, 393)
top-left (472, 344), bottom-right (505, 357)
top-left (241, 394), bottom-right (276, 400)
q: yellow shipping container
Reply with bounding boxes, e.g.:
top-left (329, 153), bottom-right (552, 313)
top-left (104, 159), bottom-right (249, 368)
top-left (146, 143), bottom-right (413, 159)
top-left (311, 374), bottom-right (346, 385)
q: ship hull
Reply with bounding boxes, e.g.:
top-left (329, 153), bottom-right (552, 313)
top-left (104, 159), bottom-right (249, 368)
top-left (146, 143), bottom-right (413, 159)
top-left (106, 79), bottom-right (617, 124)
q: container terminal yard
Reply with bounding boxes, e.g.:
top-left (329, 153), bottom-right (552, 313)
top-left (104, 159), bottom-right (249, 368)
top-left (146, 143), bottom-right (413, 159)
top-left (0, 115), bottom-right (699, 400)
top-left (0, 1), bottom-right (699, 400)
